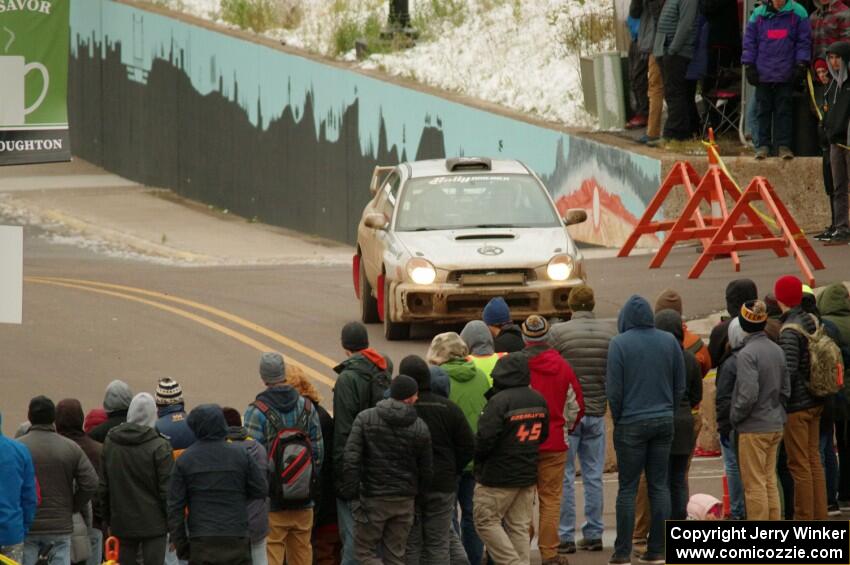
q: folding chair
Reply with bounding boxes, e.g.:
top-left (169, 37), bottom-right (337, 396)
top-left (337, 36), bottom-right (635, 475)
top-left (701, 45), bottom-right (742, 138)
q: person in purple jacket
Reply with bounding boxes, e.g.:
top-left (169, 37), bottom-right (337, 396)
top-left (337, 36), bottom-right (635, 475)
top-left (742, 0), bottom-right (812, 160)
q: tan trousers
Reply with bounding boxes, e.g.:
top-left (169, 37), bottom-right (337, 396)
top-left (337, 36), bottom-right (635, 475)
top-left (473, 484), bottom-right (535, 565)
top-left (738, 431), bottom-right (782, 520)
top-left (785, 406), bottom-right (828, 520)
top-left (267, 508), bottom-right (313, 565)
top-left (647, 55), bottom-right (665, 138)
top-left (537, 451), bottom-right (567, 560)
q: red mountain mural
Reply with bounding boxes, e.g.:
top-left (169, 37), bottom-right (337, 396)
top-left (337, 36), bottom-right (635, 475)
top-left (556, 178), bottom-right (660, 248)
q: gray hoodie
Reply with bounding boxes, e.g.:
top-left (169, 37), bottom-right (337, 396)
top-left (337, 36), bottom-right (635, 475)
top-left (460, 321), bottom-right (495, 356)
top-left (730, 332), bottom-right (790, 433)
top-left (127, 393), bottom-right (158, 428)
top-left (103, 380), bottom-right (133, 414)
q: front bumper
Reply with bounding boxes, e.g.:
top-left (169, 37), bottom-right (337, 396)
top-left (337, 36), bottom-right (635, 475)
top-left (387, 278), bottom-right (585, 323)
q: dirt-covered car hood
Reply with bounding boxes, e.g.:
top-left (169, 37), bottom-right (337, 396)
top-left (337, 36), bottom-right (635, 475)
top-left (393, 227), bottom-right (576, 270)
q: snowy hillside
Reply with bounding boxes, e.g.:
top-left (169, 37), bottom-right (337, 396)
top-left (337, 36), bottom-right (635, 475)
top-left (150, 0), bottom-right (615, 127)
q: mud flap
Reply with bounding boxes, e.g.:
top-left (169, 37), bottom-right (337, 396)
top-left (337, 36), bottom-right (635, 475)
top-left (377, 274), bottom-right (385, 322)
top-left (352, 254), bottom-right (361, 299)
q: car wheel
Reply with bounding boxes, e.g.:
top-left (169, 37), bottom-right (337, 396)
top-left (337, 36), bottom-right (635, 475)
top-left (359, 257), bottom-right (379, 324)
top-left (383, 278), bottom-right (410, 341)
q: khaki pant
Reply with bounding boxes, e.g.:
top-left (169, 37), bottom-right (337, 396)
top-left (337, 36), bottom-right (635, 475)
top-left (267, 508), bottom-right (313, 565)
top-left (785, 406), bottom-right (828, 519)
top-left (537, 451), bottom-right (567, 560)
top-left (473, 484), bottom-right (535, 565)
top-left (738, 431), bottom-right (782, 520)
top-left (647, 55), bottom-right (665, 138)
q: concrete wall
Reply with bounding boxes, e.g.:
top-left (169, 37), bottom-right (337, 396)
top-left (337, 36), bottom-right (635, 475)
top-left (68, 0), bottom-right (663, 247)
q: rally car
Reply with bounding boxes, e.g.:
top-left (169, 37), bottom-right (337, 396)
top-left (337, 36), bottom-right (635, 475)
top-left (354, 157), bottom-right (588, 340)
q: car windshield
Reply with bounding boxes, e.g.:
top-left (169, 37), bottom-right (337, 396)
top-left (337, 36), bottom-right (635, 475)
top-left (394, 174), bottom-right (561, 231)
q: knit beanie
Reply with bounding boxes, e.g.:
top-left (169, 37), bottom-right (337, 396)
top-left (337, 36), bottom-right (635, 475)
top-left (654, 288), bottom-right (683, 315)
top-left (567, 284), bottom-right (595, 312)
top-left (399, 355), bottom-right (431, 392)
top-left (389, 375), bottom-right (419, 401)
top-left (341, 321), bottom-right (369, 352)
top-left (259, 352), bottom-right (286, 385)
top-left (482, 297), bottom-right (511, 326)
top-left (774, 275), bottom-right (803, 307)
top-left (221, 407), bottom-right (242, 428)
top-left (28, 395), bottom-right (55, 426)
top-left (739, 299), bottom-right (768, 333)
top-left (155, 377), bottom-right (184, 406)
top-left (521, 315), bottom-right (551, 343)
top-left (814, 58), bottom-right (828, 73)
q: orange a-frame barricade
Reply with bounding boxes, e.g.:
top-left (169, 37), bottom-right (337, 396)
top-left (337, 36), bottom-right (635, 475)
top-left (618, 161), bottom-right (703, 257)
top-left (689, 176), bottom-right (825, 286)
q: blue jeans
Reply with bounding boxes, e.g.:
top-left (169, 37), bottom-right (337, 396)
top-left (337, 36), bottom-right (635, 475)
top-left (746, 86), bottom-right (759, 146)
top-left (250, 537), bottom-right (267, 565)
top-left (755, 83), bottom-right (793, 150)
top-left (337, 498), bottom-right (357, 565)
top-left (86, 528), bottom-right (102, 565)
top-left (720, 435), bottom-right (746, 519)
top-left (821, 427), bottom-right (839, 507)
top-left (453, 472), bottom-right (483, 565)
top-left (612, 417), bottom-right (673, 558)
top-left (23, 535), bottom-right (71, 565)
top-left (559, 415), bottom-right (605, 542)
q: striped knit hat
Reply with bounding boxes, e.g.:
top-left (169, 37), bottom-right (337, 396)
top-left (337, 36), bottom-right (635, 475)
top-left (155, 378), bottom-right (184, 406)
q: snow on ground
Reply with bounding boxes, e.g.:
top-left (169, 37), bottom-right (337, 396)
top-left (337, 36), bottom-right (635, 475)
top-left (148, 0), bottom-right (613, 127)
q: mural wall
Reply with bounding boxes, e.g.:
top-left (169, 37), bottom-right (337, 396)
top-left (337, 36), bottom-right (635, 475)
top-left (68, 0), bottom-right (662, 247)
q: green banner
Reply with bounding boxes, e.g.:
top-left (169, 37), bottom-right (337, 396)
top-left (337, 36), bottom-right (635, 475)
top-left (0, 0), bottom-right (71, 165)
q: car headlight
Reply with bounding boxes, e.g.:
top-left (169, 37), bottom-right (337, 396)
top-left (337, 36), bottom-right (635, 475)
top-left (546, 255), bottom-right (574, 281)
top-left (406, 258), bottom-right (437, 285)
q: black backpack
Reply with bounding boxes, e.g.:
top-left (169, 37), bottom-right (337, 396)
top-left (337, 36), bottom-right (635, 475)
top-left (252, 398), bottom-right (317, 509)
top-left (360, 368), bottom-right (392, 411)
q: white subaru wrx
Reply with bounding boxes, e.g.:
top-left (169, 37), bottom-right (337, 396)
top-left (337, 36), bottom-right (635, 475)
top-left (354, 157), bottom-right (588, 340)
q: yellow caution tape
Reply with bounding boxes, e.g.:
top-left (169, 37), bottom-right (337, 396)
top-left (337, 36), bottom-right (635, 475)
top-left (808, 69), bottom-right (823, 122)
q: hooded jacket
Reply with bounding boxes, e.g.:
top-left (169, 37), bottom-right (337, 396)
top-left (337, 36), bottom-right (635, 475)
top-left (443, 358), bottom-right (491, 451)
top-left (824, 42), bottom-right (850, 144)
top-left (168, 405), bottom-right (267, 557)
top-left (709, 279), bottom-right (759, 367)
top-left (461, 320), bottom-right (503, 383)
top-left (413, 390), bottom-right (475, 493)
top-left (811, 0), bottom-right (850, 58)
top-left (341, 399), bottom-right (433, 499)
top-left (780, 306), bottom-right (823, 413)
top-left (549, 311), bottom-right (617, 417)
top-left (155, 403), bottom-right (196, 451)
top-left (243, 386), bottom-right (323, 509)
top-left (88, 380), bottom-right (133, 443)
top-left (818, 283), bottom-right (850, 344)
top-left (742, 0), bottom-right (812, 83)
top-left (0, 412), bottom-right (37, 546)
top-left (475, 353), bottom-right (549, 488)
top-left (19, 425), bottom-right (98, 536)
top-left (731, 331), bottom-right (790, 432)
top-left (654, 0), bottom-right (701, 58)
top-left (494, 323), bottom-right (525, 353)
top-left (225, 426), bottom-right (269, 543)
top-left (56, 400), bottom-right (103, 526)
top-left (716, 319), bottom-right (746, 438)
top-left (100, 405), bottom-right (174, 538)
top-left (527, 344), bottom-right (584, 452)
top-left (656, 310), bottom-right (703, 455)
top-left (607, 296), bottom-right (686, 425)
top-left (332, 349), bottom-right (389, 496)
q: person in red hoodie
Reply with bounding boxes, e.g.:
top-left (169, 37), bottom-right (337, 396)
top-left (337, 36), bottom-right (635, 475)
top-left (522, 315), bottom-right (584, 565)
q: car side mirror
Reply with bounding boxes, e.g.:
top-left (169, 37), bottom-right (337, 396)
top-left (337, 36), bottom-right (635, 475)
top-left (563, 209), bottom-right (588, 227)
top-left (365, 213), bottom-right (389, 230)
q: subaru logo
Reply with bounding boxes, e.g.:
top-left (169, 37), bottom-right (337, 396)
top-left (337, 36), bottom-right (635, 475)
top-left (477, 245), bottom-right (504, 256)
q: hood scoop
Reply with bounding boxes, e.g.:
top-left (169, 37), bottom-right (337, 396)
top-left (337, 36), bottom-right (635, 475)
top-left (455, 233), bottom-right (515, 241)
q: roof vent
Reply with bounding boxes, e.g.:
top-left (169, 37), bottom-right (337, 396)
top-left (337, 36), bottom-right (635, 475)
top-left (446, 157), bottom-right (492, 172)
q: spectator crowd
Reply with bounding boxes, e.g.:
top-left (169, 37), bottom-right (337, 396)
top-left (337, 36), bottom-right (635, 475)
top-left (625, 0), bottom-right (850, 242)
top-left (1, 275), bottom-right (850, 565)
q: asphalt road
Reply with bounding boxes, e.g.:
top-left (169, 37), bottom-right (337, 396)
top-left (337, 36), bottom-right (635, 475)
top-left (4, 214), bottom-right (849, 563)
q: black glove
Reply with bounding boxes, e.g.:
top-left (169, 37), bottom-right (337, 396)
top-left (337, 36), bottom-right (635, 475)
top-left (792, 63), bottom-right (807, 85)
top-left (745, 65), bottom-right (760, 86)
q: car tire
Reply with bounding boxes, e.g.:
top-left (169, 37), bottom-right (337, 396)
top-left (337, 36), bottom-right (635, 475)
top-left (359, 257), bottom-right (379, 324)
top-left (383, 278), bottom-right (410, 341)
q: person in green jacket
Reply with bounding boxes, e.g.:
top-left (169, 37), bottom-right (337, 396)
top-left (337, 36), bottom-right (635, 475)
top-left (426, 331), bottom-right (490, 565)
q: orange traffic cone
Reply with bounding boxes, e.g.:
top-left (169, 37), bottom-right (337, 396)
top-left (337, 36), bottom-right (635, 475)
top-left (722, 475), bottom-right (731, 518)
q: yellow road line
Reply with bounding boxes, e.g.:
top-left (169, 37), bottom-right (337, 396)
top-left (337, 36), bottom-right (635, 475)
top-left (26, 278), bottom-right (338, 390)
top-left (27, 276), bottom-right (339, 369)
